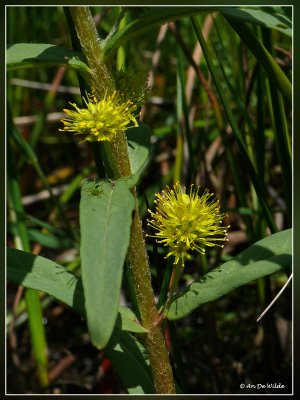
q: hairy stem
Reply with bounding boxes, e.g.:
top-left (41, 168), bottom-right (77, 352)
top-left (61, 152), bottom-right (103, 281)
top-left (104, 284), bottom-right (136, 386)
top-left (70, 7), bottom-right (175, 393)
top-left (127, 202), bottom-right (176, 393)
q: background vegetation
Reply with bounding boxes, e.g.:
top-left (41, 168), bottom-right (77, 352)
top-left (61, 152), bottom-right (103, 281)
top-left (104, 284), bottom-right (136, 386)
top-left (6, 6), bottom-right (292, 394)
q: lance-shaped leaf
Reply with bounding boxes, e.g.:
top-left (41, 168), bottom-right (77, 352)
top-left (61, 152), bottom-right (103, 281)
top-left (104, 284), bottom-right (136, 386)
top-left (105, 330), bottom-right (182, 394)
top-left (220, 7), bottom-right (292, 37)
top-left (105, 330), bottom-right (155, 394)
top-left (80, 179), bottom-right (135, 348)
top-left (7, 43), bottom-right (90, 78)
top-left (7, 247), bottom-right (146, 334)
top-left (167, 229), bottom-right (292, 320)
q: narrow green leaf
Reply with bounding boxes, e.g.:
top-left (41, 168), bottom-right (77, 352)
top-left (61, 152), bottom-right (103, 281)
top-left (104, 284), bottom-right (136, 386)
top-left (127, 121), bottom-right (151, 176)
top-left (103, 6), bottom-right (291, 60)
top-left (24, 288), bottom-right (49, 387)
top-left (26, 229), bottom-right (74, 249)
top-left (8, 223), bottom-right (74, 249)
top-left (7, 247), bottom-right (146, 334)
top-left (103, 7), bottom-right (209, 59)
top-left (262, 29), bottom-right (292, 224)
top-left (167, 229), bottom-right (292, 320)
top-left (7, 43), bottom-right (90, 78)
top-left (220, 7), bottom-right (292, 37)
top-left (80, 179), bottom-right (135, 349)
top-left (224, 16), bottom-right (292, 104)
top-left (105, 330), bottom-right (155, 394)
top-left (7, 136), bottom-right (49, 387)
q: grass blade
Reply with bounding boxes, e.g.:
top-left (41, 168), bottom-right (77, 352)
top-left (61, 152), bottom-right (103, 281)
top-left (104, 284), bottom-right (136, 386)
top-left (262, 29), bottom-right (292, 223)
top-left (224, 16), bottom-right (292, 104)
top-left (7, 137), bottom-right (49, 388)
top-left (191, 16), bottom-right (277, 234)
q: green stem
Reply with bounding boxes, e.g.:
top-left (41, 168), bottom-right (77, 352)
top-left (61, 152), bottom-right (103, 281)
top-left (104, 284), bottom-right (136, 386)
top-left (69, 7), bottom-right (176, 393)
top-left (69, 7), bottom-right (114, 98)
top-left (165, 263), bottom-right (182, 311)
top-left (156, 262), bottom-right (182, 317)
top-left (158, 258), bottom-right (174, 309)
top-left (24, 289), bottom-right (49, 387)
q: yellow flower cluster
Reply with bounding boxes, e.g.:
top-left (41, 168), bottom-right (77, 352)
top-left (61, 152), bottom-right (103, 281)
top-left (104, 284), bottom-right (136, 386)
top-left (148, 181), bottom-right (229, 267)
top-left (60, 91), bottom-right (138, 142)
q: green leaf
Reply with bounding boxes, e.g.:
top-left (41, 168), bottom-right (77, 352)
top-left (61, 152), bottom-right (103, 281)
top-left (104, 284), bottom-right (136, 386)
top-left (220, 7), bottom-right (292, 37)
top-left (105, 330), bottom-right (155, 394)
top-left (167, 229), bottom-right (292, 320)
top-left (103, 6), bottom-right (291, 59)
top-left (103, 7), bottom-right (209, 59)
top-left (7, 43), bottom-right (90, 78)
top-left (117, 306), bottom-right (146, 333)
top-left (127, 121), bottom-right (151, 176)
top-left (80, 179), bottom-right (135, 349)
top-left (119, 174), bottom-right (140, 190)
top-left (27, 229), bottom-right (73, 249)
top-left (8, 223), bottom-right (74, 249)
top-left (6, 247), bottom-right (146, 334)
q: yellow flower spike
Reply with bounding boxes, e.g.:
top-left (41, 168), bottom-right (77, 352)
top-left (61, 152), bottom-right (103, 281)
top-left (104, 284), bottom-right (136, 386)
top-left (147, 181), bottom-right (230, 268)
top-left (60, 91), bottom-right (138, 142)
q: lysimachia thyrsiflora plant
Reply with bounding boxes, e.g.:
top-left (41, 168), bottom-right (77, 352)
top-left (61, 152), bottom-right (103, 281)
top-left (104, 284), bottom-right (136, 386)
top-left (6, 5), bottom-right (292, 395)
